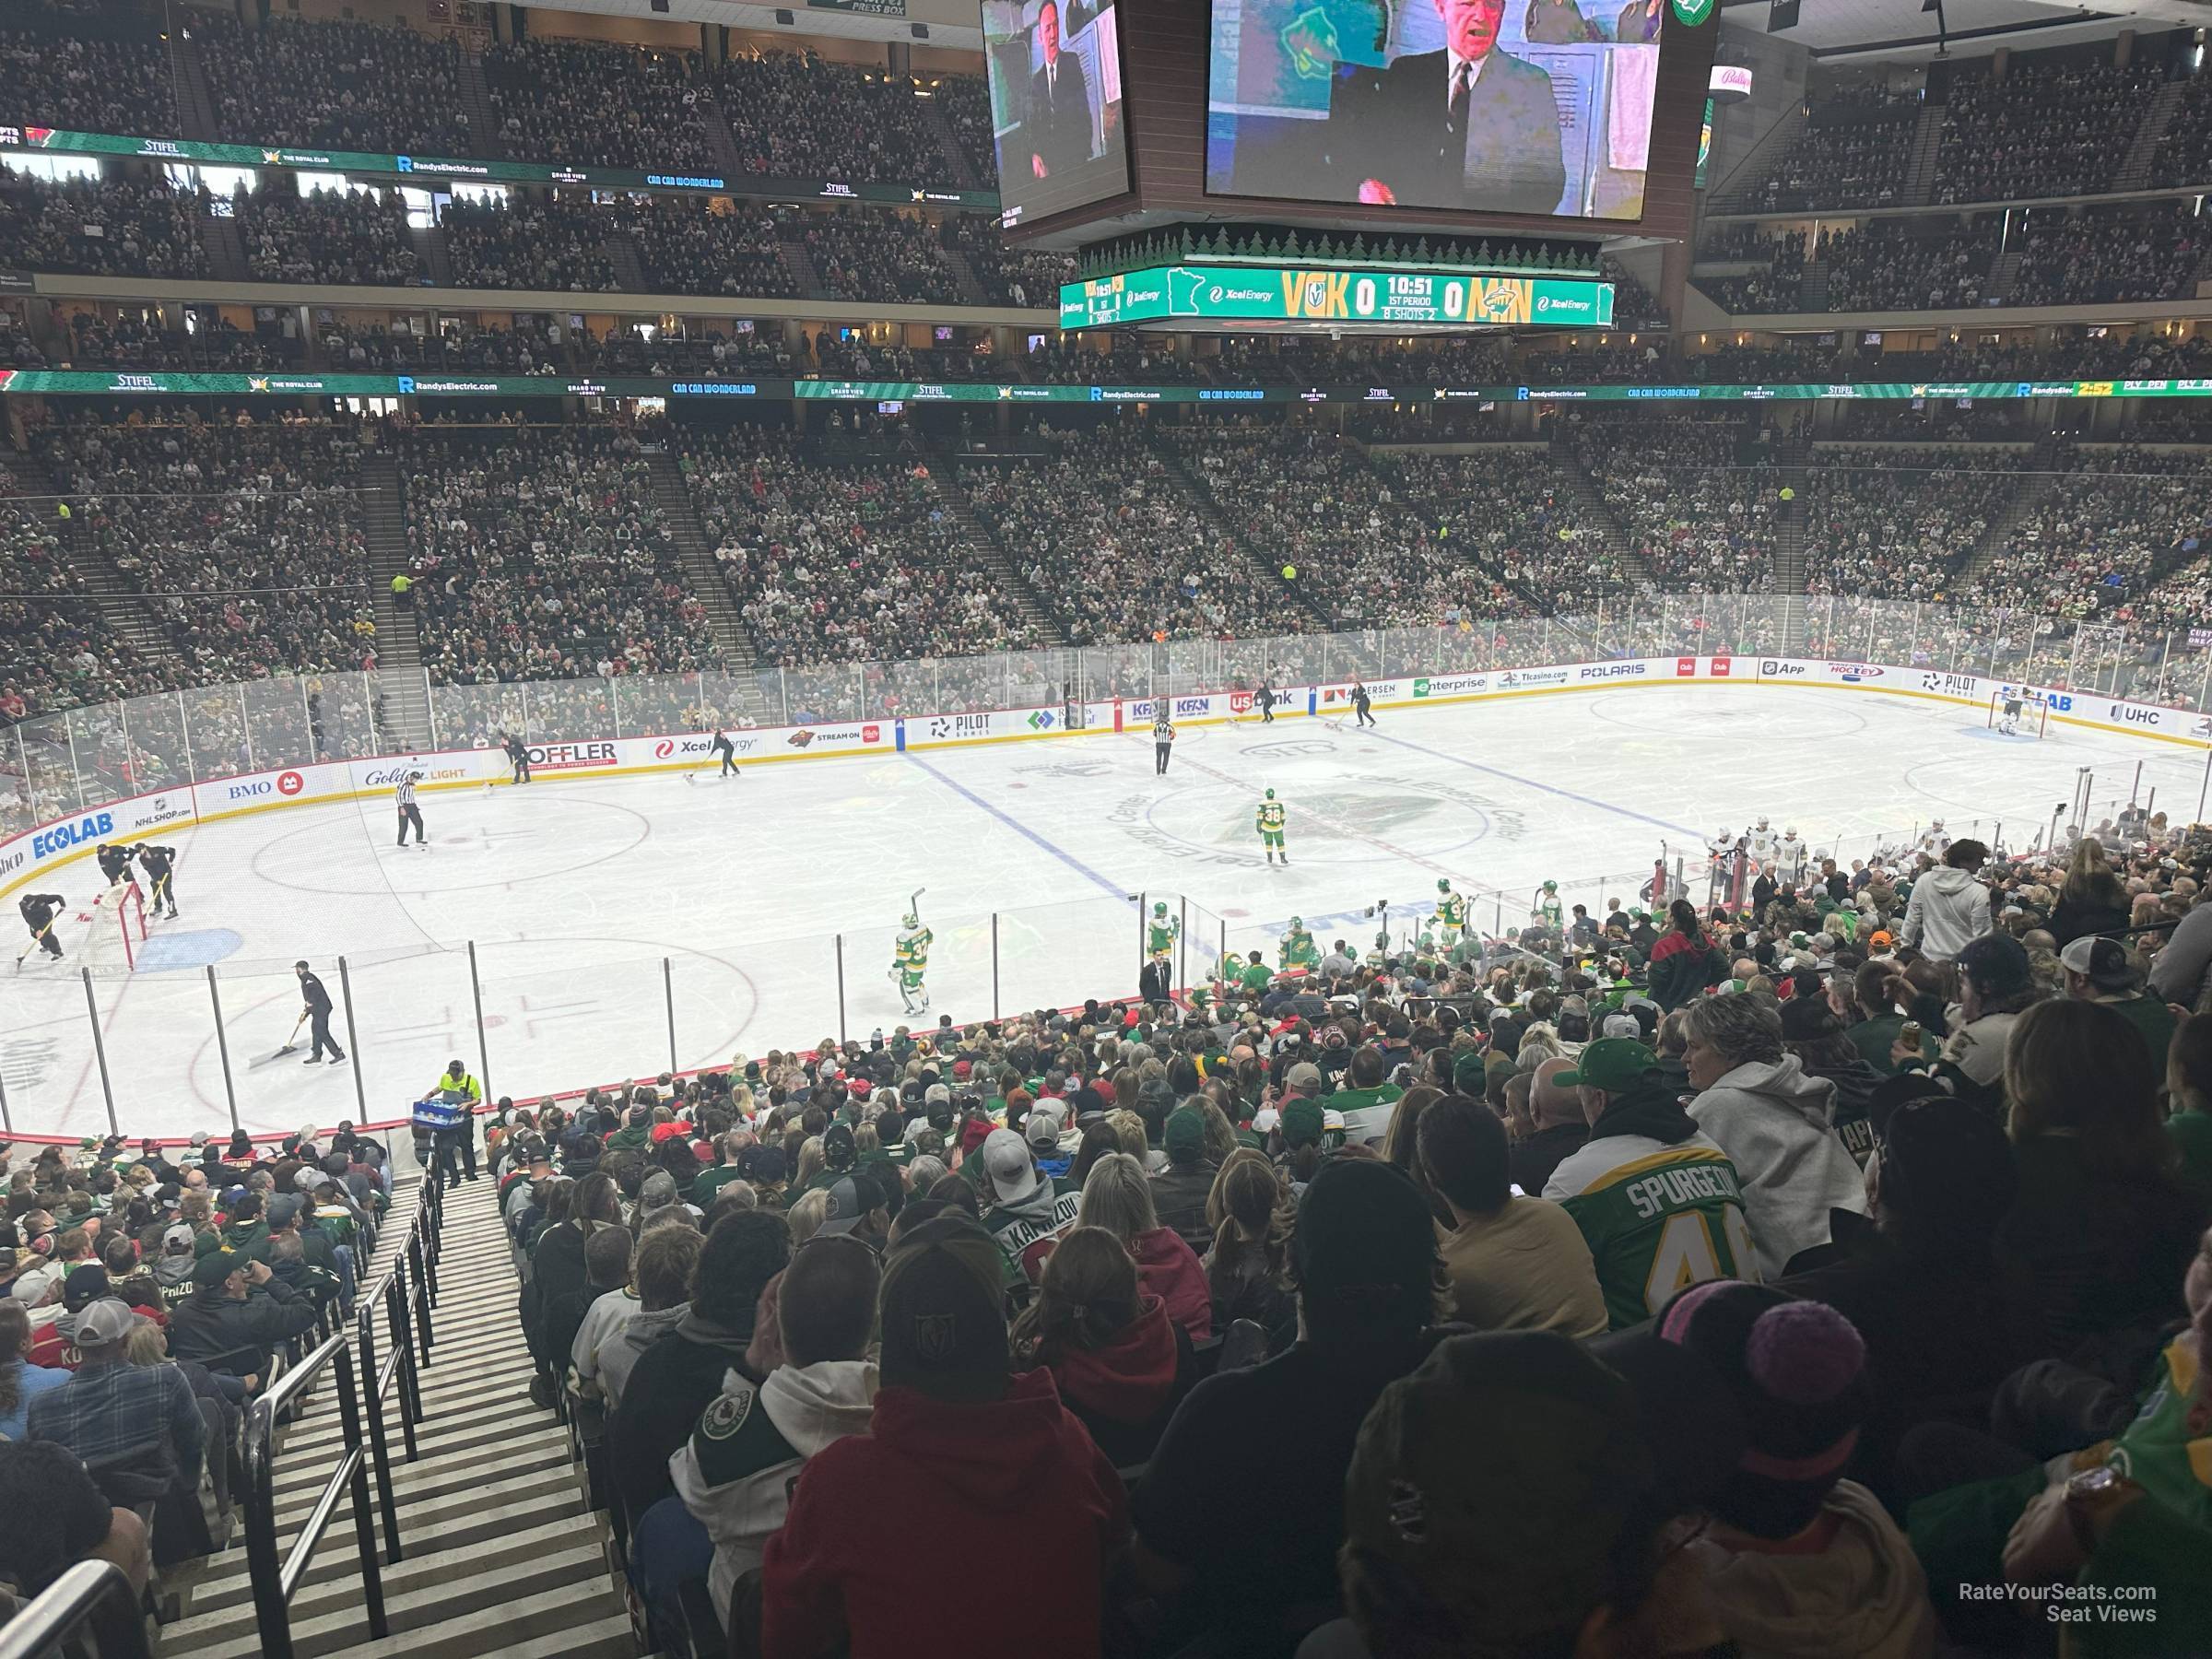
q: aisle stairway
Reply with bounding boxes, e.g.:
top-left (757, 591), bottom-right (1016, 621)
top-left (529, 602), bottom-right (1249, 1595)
top-left (640, 449), bottom-right (777, 727)
top-left (1547, 429), bottom-right (1655, 590)
top-left (358, 452), bottom-right (433, 753)
top-left (162, 1182), bottom-right (631, 1659)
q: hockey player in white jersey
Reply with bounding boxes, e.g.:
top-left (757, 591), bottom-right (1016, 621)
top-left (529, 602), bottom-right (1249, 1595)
top-left (1916, 820), bottom-right (1950, 863)
top-left (1774, 826), bottom-right (1807, 884)
top-left (1747, 817), bottom-right (1779, 869)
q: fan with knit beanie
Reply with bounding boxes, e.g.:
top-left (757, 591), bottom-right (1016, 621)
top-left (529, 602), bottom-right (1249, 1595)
top-left (1652, 1280), bottom-right (1943, 1658)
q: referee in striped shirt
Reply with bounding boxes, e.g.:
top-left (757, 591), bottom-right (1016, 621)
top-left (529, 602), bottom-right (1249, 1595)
top-left (395, 771), bottom-right (427, 848)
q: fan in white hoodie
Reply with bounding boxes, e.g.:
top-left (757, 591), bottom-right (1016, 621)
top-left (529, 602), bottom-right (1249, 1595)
top-left (1898, 845), bottom-right (1993, 963)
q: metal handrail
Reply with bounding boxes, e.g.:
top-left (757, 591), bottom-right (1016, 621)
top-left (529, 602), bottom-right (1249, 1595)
top-left (354, 1172), bottom-right (442, 1565)
top-left (0, 1562), bottom-right (152, 1659)
top-left (242, 1331), bottom-right (384, 1659)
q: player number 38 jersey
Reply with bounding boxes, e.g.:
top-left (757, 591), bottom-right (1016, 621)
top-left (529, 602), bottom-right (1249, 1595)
top-left (1545, 1140), bottom-right (1759, 1330)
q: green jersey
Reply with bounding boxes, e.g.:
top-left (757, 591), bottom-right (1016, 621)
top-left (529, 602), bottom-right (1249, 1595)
top-left (1536, 894), bottom-right (1563, 928)
top-left (1437, 891), bottom-right (1468, 930)
top-left (1237, 960), bottom-right (1274, 994)
top-left (1279, 928), bottom-right (1319, 970)
top-left (1256, 801), bottom-right (1287, 834)
top-left (1147, 915), bottom-right (1181, 959)
top-left (1547, 1139), bottom-right (1757, 1330)
top-left (894, 925), bottom-right (933, 971)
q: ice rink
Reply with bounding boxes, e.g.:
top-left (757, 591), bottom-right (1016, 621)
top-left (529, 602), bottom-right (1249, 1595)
top-left (5, 683), bottom-right (2202, 1139)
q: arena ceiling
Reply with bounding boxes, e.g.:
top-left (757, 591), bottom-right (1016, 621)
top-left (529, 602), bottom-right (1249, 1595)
top-left (1730, 0), bottom-right (2212, 62)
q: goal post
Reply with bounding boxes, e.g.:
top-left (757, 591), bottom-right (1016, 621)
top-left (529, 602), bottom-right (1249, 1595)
top-left (1988, 688), bottom-right (2049, 738)
top-left (76, 883), bottom-right (148, 971)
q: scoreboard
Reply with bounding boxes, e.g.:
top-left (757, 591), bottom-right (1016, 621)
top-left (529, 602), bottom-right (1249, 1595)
top-left (1060, 263), bottom-right (1616, 332)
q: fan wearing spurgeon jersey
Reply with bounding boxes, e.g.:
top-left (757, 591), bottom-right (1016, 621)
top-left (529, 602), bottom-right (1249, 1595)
top-left (1543, 1037), bottom-right (1759, 1329)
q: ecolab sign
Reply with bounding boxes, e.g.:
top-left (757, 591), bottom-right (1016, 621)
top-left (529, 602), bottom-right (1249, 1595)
top-left (33, 811), bottom-right (112, 859)
top-left (528, 742), bottom-right (618, 771)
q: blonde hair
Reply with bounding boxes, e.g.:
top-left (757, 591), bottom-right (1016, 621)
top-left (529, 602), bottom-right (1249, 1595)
top-left (793, 1135), bottom-right (826, 1193)
top-left (124, 1318), bottom-right (166, 1366)
top-left (1075, 1152), bottom-right (1160, 1244)
top-left (1104, 1109), bottom-right (1148, 1160)
top-left (787, 1186), bottom-right (832, 1246)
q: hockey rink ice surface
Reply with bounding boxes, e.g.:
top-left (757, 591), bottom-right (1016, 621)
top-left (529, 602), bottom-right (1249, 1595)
top-left (6, 684), bottom-right (2203, 1139)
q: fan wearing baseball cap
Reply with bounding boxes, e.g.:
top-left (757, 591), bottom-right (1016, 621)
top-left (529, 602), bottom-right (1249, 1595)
top-left (761, 1215), bottom-right (1127, 1659)
top-left (26, 1298), bottom-right (206, 1513)
top-left (2058, 933), bottom-right (2176, 1071)
top-left (1543, 1038), bottom-right (1758, 1331)
top-left (978, 1127), bottom-right (1080, 1293)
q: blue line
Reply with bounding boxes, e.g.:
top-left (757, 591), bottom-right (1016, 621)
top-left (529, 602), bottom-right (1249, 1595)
top-left (903, 752), bottom-right (1135, 906)
top-left (1357, 725), bottom-right (1704, 841)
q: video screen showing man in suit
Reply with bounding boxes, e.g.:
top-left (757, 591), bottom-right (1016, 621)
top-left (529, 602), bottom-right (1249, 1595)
top-left (1206, 0), bottom-right (1663, 218)
top-left (983, 0), bottom-right (1132, 226)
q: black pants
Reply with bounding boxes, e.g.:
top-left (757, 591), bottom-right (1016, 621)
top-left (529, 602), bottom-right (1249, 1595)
top-left (459, 1127), bottom-right (479, 1181)
top-left (397, 803), bottom-right (425, 845)
top-left (149, 871), bottom-right (177, 913)
top-left (1356, 704), bottom-right (1374, 726)
top-left (432, 1127), bottom-right (462, 1188)
top-left (511, 757), bottom-right (530, 783)
top-left (719, 751), bottom-right (738, 775)
top-left (1258, 702), bottom-right (1275, 723)
top-left (1154, 742), bottom-right (1171, 775)
top-left (309, 1007), bottom-right (345, 1061)
top-left (27, 922), bottom-right (60, 959)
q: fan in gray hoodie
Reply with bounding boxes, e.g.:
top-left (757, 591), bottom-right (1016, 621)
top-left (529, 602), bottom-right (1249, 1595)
top-left (1898, 842), bottom-right (1993, 963)
top-left (1683, 994), bottom-right (1867, 1278)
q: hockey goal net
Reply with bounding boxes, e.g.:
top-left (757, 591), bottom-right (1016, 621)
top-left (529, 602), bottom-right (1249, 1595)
top-left (1988, 688), bottom-right (2050, 738)
top-left (75, 882), bottom-right (147, 971)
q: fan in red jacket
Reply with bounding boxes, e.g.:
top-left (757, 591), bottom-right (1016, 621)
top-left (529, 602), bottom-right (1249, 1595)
top-left (762, 1214), bottom-right (1130, 1659)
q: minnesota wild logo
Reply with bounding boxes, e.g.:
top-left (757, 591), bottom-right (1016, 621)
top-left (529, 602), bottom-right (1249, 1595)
top-left (1671, 0), bottom-right (1714, 25)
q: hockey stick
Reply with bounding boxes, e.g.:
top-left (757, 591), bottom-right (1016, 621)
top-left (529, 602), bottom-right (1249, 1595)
top-left (13, 912), bottom-right (60, 969)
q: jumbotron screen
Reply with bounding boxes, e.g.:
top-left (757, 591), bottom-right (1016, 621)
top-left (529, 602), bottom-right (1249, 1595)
top-left (982, 0), bottom-right (1134, 226)
top-left (1206, 0), bottom-right (1666, 218)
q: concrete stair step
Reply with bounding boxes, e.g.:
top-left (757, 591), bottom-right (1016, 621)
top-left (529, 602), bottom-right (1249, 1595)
top-left (270, 1437), bottom-right (570, 1524)
top-left (282, 1382), bottom-right (534, 1459)
top-left (170, 1552), bottom-right (621, 1659)
top-left (176, 1516), bottom-right (602, 1641)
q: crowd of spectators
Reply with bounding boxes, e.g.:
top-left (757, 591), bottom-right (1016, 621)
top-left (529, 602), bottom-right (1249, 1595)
top-left (1935, 60), bottom-right (2164, 204)
top-left (1576, 418), bottom-right (1779, 591)
top-left (39, 416), bottom-right (376, 686)
top-left (946, 216), bottom-right (1073, 310)
top-left (681, 429), bottom-right (1045, 666)
top-left (1819, 223), bottom-right (1993, 312)
top-left (2008, 202), bottom-right (2211, 308)
top-left (2150, 69), bottom-right (2212, 189)
top-left (961, 428), bottom-right (1283, 643)
top-left (483, 39), bottom-right (716, 175)
top-left (404, 425), bottom-right (709, 684)
top-left (712, 53), bottom-right (968, 189)
top-left (322, 319), bottom-right (566, 376)
top-left (477, 806), bottom-right (2212, 1659)
top-left (235, 184), bottom-right (421, 289)
top-left (935, 73), bottom-right (999, 183)
top-left (1163, 426), bottom-right (1499, 626)
top-left (193, 15), bottom-right (469, 159)
top-left (1965, 445), bottom-right (2212, 618)
top-left (625, 199), bottom-right (798, 300)
top-left (797, 213), bottom-right (964, 307)
top-left (0, 466), bottom-right (161, 724)
top-left (1730, 88), bottom-right (1921, 212)
top-left (1376, 448), bottom-right (1622, 611)
top-left (1, 4), bottom-right (172, 138)
top-left (0, 173), bottom-right (208, 281)
top-left (1802, 445), bottom-right (2024, 599)
top-left (1697, 229), bottom-right (1806, 313)
top-left (47, 312), bottom-right (300, 372)
top-left (441, 196), bottom-right (619, 295)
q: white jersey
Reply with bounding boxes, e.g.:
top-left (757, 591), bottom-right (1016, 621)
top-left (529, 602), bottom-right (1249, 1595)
top-left (1748, 828), bottom-right (1778, 866)
top-left (1774, 834), bottom-right (1806, 877)
top-left (1706, 833), bottom-right (1738, 865)
top-left (1917, 831), bottom-right (1950, 861)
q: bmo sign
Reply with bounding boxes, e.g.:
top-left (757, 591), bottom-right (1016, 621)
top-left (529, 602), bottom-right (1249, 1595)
top-left (277, 771), bottom-right (306, 796)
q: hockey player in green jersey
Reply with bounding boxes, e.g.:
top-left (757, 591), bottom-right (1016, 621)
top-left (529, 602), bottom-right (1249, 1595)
top-left (1255, 789), bottom-right (1288, 865)
top-left (1435, 878), bottom-right (1469, 935)
top-left (1542, 1038), bottom-right (1757, 1329)
top-left (1141, 900), bottom-right (1181, 1002)
top-left (1535, 879), bottom-right (1564, 931)
top-left (1278, 915), bottom-right (1320, 972)
top-left (889, 900), bottom-right (933, 1015)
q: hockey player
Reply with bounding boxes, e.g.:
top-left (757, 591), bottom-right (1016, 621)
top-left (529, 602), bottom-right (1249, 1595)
top-left (1747, 817), bottom-right (1778, 869)
top-left (501, 731), bottom-right (531, 784)
top-left (134, 842), bottom-right (179, 918)
top-left (1773, 826), bottom-right (1806, 885)
top-left (1917, 819), bottom-right (1950, 862)
top-left (1278, 915), bottom-right (1321, 972)
top-left (16, 892), bottom-right (65, 967)
top-left (1255, 789), bottom-right (1288, 865)
top-left (890, 906), bottom-right (933, 1015)
top-left (1152, 710), bottom-right (1175, 776)
top-left (1142, 901), bottom-right (1180, 1002)
top-left (1350, 679), bottom-right (1375, 727)
top-left (1998, 693), bottom-right (2025, 735)
top-left (1705, 825), bottom-right (1739, 908)
top-left (712, 730), bottom-right (739, 777)
top-left (395, 771), bottom-right (427, 848)
top-left (1535, 880), bottom-right (1564, 932)
top-left (1436, 877), bottom-right (1469, 936)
